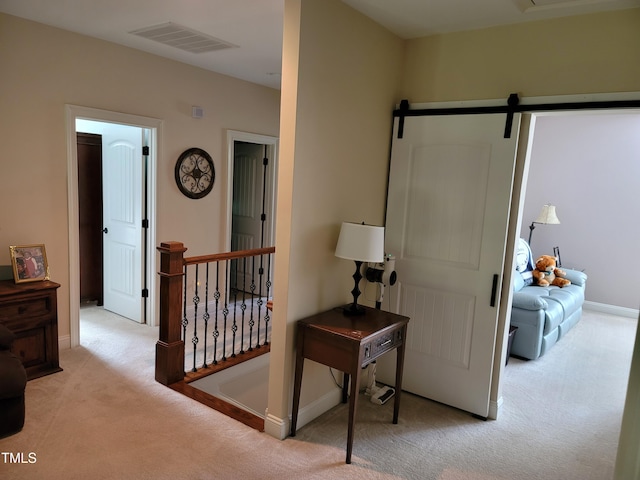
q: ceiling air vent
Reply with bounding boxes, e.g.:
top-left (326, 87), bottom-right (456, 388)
top-left (129, 22), bottom-right (237, 54)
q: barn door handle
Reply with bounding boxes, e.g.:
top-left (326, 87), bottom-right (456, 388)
top-left (490, 274), bottom-right (499, 307)
top-left (102, 228), bottom-right (108, 234)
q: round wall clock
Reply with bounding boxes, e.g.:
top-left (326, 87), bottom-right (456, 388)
top-left (174, 147), bottom-right (215, 199)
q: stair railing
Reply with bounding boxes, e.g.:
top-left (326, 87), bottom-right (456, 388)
top-left (155, 241), bottom-right (274, 386)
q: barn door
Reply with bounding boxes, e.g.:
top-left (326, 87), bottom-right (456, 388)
top-left (378, 112), bottom-right (520, 417)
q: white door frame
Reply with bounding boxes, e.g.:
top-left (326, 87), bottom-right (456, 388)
top-left (225, 130), bottom-right (279, 251)
top-left (66, 105), bottom-right (162, 347)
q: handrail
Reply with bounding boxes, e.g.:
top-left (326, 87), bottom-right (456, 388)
top-left (184, 246), bottom-right (275, 266)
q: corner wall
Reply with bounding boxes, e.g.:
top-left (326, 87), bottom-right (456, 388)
top-left (267, 0), bottom-right (403, 436)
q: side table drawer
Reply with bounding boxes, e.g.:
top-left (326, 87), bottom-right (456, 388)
top-left (363, 327), bottom-right (404, 364)
top-left (0, 295), bottom-right (54, 328)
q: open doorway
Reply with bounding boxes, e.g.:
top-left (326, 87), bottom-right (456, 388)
top-left (226, 131), bottom-right (278, 253)
top-left (66, 105), bottom-right (161, 347)
top-left (497, 109), bottom-right (640, 471)
top-left (76, 119), bottom-right (150, 324)
top-left (520, 110), bottom-right (640, 315)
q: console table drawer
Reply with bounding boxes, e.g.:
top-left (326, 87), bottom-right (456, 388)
top-left (0, 296), bottom-right (54, 323)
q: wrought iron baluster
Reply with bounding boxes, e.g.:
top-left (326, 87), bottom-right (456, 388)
top-left (264, 253), bottom-right (272, 346)
top-left (249, 255), bottom-right (256, 350)
top-left (212, 262), bottom-right (221, 365)
top-left (256, 147), bottom-right (269, 349)
top-left (222, 260), bottom-right (229, 361)
top-left (260, 146), bottom-right (268, 249)
top-left (202, 262), bottom-right (210, 368)
top-left (191, 264), bottom-right (200, 373)
top-left (240, 256), bottom-right (247, 354)
top-left (230, 258), bottom-right (238, 358)
top-left (256, 252), bottom-right (265, 348)
top-left (182, 266), bottom-right (188, 343)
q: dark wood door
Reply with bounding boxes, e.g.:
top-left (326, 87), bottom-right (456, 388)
top-left (77, 132), bottom-right (103, 305)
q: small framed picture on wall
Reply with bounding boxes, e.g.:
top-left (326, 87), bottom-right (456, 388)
top-left (9, 244), bottom-right (50, 283)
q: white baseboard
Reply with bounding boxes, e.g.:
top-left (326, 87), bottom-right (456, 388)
top-left (584, 301), bottom-right (639, 319)
top-left (489, 396), bottom-right (502, 420)
top-left (294, 388), bottom-right (342, 431)
top-left (264, 412), bottom-right (288, 440)
top-left (59, 334), bottom-right (71, 350)
top-left (264, 388), bottom-right (342, 440)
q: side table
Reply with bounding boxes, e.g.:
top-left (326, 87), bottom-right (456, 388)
top-left (290, 305), bottom-right (409, 464)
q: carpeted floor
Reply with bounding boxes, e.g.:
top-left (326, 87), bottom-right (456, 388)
top-left (0, 306), bottom-right (635, 479)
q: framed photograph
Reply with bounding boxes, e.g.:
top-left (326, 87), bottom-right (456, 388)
top-left (9, 244), bottom-right (50, 283)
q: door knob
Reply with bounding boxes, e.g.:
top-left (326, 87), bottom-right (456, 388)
top-left (102, 228), bottom-right (108, 234)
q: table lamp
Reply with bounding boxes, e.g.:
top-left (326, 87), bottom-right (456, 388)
top-left (335, 222), bottom-right (385, 315)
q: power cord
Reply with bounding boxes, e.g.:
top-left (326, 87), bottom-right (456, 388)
top-left (329, 368), bottom-right (343, 390)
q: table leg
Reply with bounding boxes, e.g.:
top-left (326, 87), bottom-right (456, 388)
top-left (393, 328), bottom-right (407, 424)
top-left (345, 360), bottom-right (362, 464)
top-left (342, 373), bottom-right (349, 403)
top-left (290, 336), bottom-right (305, 437)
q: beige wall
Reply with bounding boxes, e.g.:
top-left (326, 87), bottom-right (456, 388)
top-left (397, 8), bottom-right (640, 473)
top-left (401, 9), bottom-right (640, 103)
top-left (267, 0), bottom-right (403, 432)
top-left (0, 14), bottom-right (280, 340)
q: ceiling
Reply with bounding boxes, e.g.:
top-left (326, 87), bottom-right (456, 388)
top-left (1, 0), bottom-right (638, 90)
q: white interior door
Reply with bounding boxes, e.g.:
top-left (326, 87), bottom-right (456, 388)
top-left (231, 142), bottom-right (272, 294)
top-left (378, 113), bottom-right (520, 418)
top-left (101, 123), bottom-right (144, 323)
top-left (232, 142), bottom-right (265, 252)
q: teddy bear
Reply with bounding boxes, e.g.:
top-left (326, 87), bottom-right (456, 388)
top-left (532, 255), bottom-right (571, 287)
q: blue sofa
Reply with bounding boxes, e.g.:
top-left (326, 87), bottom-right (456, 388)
top-left (510, 239), bottom-right (588, 361)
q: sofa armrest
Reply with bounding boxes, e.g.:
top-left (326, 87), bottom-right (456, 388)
top-left (512, 291), bottom-right (549, 311)
top-left (561, 269), bottom-right (587, 287)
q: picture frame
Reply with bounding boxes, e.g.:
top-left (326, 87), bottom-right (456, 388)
top-left (9, 244), bottom-right (50, 283)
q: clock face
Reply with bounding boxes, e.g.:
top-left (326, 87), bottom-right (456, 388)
top-left (175, 148), bottom-right (215, 199)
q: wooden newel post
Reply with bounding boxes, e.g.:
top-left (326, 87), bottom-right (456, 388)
top-left (155, 241), bottom-right (187, 385)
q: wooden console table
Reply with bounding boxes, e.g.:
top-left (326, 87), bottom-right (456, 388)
top-left (290, 305), bottom-right (409, 464)
top-left (0, 279), bottom-right (62, 380)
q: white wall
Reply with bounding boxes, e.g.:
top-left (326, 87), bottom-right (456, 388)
top-left (522, 112), bottom-right (640, 310)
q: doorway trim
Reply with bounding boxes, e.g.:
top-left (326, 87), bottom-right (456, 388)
top-left (65, 105), bottom-right (162, 347)
top-left (225, 130), bottom-right (279, 251)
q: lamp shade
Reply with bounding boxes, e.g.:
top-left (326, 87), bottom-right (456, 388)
top-left (335, 222), bottom-right (385, 263)
top-left (534, 204), bottom-right (560, 225)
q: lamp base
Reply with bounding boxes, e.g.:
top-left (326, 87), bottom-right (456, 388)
top-left (343, 260), bottom-right (365, 316)
top-left (342, 303), bottom-right (366, 316)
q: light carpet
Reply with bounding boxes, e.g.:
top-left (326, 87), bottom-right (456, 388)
top-left (0, 307), bottom-right (635, 479)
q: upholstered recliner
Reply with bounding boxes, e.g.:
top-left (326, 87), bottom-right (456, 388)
top-left (0, 323), bottom-right (27, 437)
top-left (510, 239), bottom-right (588, 361)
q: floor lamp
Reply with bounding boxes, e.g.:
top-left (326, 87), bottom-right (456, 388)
top-left (335, 222), bottom-right (385, 316)
top-left (528, 204), bottom-right (560, 247)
